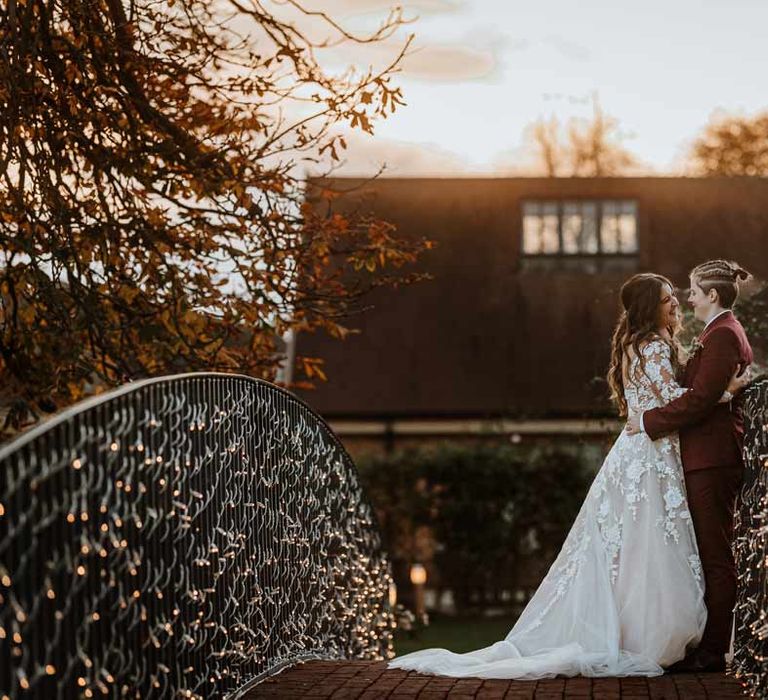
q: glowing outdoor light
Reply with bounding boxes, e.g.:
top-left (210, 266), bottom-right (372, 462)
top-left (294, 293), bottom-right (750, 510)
top-left (410, 564), bottom-right (427, 623)
top-left (388, 582), bottom-right (397, 608)
top-left (409, 564), bottom-right (427, 586)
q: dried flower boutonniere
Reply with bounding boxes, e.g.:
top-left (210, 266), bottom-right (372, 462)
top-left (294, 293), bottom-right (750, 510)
top-left (689, 336), bottom-right (704, 359)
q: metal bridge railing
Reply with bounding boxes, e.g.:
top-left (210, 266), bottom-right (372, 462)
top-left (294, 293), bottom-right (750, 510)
top-left (0, 373), bottom-right (394, 699)
top-left (733, 378), bottom-right (768, 696)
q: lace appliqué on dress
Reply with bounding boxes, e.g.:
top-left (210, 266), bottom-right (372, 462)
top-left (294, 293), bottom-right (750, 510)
top-left (389, 344), bottom-right (707, 678)
top-left (546, 340), bottom-right (702, 594)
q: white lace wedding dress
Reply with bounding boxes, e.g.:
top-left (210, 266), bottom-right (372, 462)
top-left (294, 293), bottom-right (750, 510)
top-left (389, 340), bottom-right (707, 678)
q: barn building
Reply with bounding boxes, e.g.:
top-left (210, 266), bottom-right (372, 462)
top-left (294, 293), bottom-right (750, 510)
top-left (296, 177), bottom-right (768, 455)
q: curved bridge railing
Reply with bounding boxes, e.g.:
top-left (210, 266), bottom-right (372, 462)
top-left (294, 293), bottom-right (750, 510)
top-left (733, 378), bottom-right (768, 696)
top-left (0, 373), bottom-right (394, 699)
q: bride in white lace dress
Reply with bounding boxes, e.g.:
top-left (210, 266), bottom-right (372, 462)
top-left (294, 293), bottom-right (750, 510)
top-left (389, 273), bottom-right (748, 679)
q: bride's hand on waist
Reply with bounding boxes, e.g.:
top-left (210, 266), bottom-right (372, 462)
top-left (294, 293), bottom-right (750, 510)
top-left (726, 364), bottom-right (752, 397)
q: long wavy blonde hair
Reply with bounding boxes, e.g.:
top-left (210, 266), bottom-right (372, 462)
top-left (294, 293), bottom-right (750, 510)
top-left (607, 273), bottom-right (684, 417)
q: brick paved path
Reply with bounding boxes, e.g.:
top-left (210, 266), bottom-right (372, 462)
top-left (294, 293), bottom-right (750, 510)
top-left (243, 660), bottom-right (748, 699)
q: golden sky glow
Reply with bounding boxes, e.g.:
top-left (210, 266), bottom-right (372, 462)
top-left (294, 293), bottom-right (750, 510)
top-left (302, 0), bottom-right (768, 176)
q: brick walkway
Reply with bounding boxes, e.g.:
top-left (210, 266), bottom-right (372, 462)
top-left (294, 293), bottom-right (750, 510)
top-left (243, 660), bottom-right (748, 699)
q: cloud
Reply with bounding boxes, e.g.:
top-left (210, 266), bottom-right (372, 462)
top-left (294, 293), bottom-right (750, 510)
top-left (542, 35), bottom-right (592, 62)
top-left (316, 130), bottom-right (472, 176)
top-left (330, 29), bottom-right (516, 83)
top-left (316, 0), bottom-right (465, 17)
top-left (400, 42), bottom-right (498, 81)
top-left (404, 0), bottom-right (465, 12)
top-left (233, 1), bottom-right (508, 85)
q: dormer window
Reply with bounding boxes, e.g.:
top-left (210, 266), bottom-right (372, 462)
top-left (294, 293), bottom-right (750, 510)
top-left (522, 200), bottom-right (638, 256)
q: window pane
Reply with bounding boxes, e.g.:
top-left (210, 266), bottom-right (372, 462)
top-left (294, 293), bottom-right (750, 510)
top-left (601, 200), bottom-right (638, 253)
top-left (522, 201), bottom-right (559, 254)
top-left (561, 202), bottom-right (580, 254)
top-left (540, 202), bottom-right (559, 254)
top-left (601, 220), bottom-right (620, 254)
top-left (522, 202), bottom-right (542, 254)
top-left (581, 203), bottom-right (599, 253)
top-left (562, 201), bottom-right (598, 254)
top-left (618, 201), bottom-right (638, 253)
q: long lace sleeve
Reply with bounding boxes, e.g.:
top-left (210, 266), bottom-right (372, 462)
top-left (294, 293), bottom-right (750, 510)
top-left (639, 340), bottom-right (688, 405)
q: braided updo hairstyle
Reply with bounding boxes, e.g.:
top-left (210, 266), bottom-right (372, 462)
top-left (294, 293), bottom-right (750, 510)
top-left (690, 259), bottom-right (751, 308)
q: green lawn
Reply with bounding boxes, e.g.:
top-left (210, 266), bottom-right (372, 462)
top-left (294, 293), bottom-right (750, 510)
top-left (393, 614), bottom-right (519, 657)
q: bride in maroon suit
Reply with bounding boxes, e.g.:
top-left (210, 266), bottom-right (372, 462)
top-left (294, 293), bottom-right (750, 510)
top-left (389, 262), bottom-right (751, 679)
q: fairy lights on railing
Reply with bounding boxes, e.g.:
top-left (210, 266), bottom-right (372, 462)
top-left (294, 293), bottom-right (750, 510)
top-left (733, 378), bottom-right (768, 697)
top-left (0, 373), bottom-right (394, 699)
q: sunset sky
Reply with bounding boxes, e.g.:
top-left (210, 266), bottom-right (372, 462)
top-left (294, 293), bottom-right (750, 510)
top-left (309, 0), bottom-right (768, 176)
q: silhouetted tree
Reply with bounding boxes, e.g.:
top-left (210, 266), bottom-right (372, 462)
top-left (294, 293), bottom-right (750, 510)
top-left (525, 96), bottom-right (638, 176)
top-left (690, 111), bottom-right (768, 176)
top-left (527, 116), bottom-right (562, 177)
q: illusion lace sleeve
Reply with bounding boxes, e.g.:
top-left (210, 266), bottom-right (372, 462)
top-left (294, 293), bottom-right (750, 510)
top-left (639, 340), bottom-right (688, 405)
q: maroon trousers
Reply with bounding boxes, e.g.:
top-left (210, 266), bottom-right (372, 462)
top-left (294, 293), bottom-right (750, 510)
top-left (684, 466), bottom-right (743, 656)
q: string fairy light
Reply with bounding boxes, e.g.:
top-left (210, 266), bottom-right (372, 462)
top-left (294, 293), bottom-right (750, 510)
top-left (732, 379), bottom-right (768, 697)
top-left (0, 374), bottom-right (394, 698)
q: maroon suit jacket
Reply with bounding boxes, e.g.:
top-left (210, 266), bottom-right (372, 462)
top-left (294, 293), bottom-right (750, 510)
top-left (643, 311), bottom-right (753, 472)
